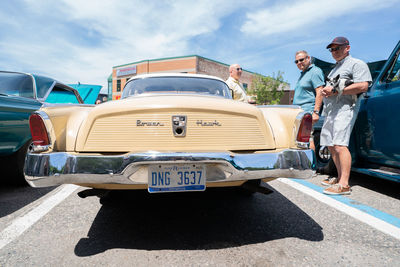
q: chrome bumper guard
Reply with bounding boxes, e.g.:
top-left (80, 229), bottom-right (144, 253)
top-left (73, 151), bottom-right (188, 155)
top-left (24, 149), bottom-right (315, 187)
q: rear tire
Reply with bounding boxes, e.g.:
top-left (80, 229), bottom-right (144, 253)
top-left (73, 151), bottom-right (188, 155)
top-left (2, 141), bottom-right (32, 186)
top-left (313, 131), bottom-right (337, 175)
top-left (319, 159), bottom-right (337, 176)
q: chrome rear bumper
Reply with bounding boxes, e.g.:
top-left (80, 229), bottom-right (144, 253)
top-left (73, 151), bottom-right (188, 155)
top-left (24, 149), bottom-right (315, 187)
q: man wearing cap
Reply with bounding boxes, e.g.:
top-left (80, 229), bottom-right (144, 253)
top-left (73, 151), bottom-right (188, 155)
top-left (293, 50), bottom-right (325, 151)
top-left (226, 64), bottom-right (249, 103)
top-left (320, 37), bottom-right (372, 195)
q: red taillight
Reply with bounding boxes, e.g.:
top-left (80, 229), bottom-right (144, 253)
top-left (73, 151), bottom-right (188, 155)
top-left (297, 113), bottom-right (312, 143)
top-left (29, 114), bottom-right (49, 146)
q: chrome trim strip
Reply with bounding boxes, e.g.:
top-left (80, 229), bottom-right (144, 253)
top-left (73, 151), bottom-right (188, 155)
top-left (24, 149), bottom-right (315, 187)
top-left (42, 103), bottom-right (95, 108)
top-left (296, 141), bottom-right (309, 149)
top-left (27, 73), bottom-right (38, 99)
top-left (31, 144), bottom-right (51, 152)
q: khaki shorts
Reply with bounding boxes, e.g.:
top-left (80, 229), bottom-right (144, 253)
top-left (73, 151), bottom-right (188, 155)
top-left (320, 105), bottom-right (355, 147)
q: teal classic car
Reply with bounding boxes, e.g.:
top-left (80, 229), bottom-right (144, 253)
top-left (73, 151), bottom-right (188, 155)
top-left (314, 41), bottom-right (400, 183)
top-left (0, 71), bottom-right (83, 185)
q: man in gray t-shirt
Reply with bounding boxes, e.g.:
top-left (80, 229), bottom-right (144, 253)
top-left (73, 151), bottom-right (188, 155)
top-left (320, 37), bottom-right (372, 195)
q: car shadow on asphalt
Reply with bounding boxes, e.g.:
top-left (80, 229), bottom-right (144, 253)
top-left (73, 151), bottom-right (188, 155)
top-left (74, 184), bottom-right (323, 256)
top-left (349, 172), bottom-right (400, 200)
top-left (0, 184), bottom-right (55, 218)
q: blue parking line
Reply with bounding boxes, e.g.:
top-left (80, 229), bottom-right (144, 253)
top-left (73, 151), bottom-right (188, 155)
top-left (292, 179), bottom-right (400, 228)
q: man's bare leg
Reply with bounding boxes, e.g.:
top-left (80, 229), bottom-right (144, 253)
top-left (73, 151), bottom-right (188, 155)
top-left (334, 145), bottom-right (351, 186)
top-left (328, 146), bottom-right (341, 181)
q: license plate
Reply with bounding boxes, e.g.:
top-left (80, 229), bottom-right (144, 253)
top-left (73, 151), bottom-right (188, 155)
top-left (148, 164), bottom-right (206, 193)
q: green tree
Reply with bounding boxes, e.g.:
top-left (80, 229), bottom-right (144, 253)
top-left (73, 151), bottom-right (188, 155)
top-left (248, 72), bottom-right (286, 105)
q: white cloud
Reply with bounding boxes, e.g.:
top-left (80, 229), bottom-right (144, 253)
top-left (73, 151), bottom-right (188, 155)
top-left (0, 0), bottom-right (247, 90)
top-left (241, 0), bottom-right (399, 36)
top-left (1, 0), bottom-right (397, 93)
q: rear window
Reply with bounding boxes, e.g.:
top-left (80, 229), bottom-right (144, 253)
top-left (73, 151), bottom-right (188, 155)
top-left (45, 87), bottom-right (80, 104)
top-left (34, 75), bottom-right (55, 99)
top-left (0, 72), bottom-right (34, 98)
top-left (122, 77), bottom-right (232, 99)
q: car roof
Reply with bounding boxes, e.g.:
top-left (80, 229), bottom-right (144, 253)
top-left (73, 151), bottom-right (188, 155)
top-left (0, 70), bottom-right (83, 104)
top-left (127, 73), bottom-right (226, 83)
top-left (0, 70), bottom-right (32, 76)
top-left (0, 70), bottom-right (71, 88)
top-left (0, 70), bottom-right (56, 82)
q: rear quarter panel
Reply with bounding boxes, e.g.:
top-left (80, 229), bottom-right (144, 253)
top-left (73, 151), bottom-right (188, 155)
top-left (258, 106), bottom-right (303, 149)
top-left (40, 105), bottom-right (94, 151)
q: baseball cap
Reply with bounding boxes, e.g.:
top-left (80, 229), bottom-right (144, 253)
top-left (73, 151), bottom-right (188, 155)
top-left (326, 37), bottom-right (349, 49)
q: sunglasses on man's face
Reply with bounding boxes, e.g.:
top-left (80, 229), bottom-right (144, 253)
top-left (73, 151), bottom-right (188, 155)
top-left (236, 67), bottom-right (243, 71)
top-left (328, 45), bottom-right (345, 52)
top-left (294, 57), bottom-right (307, 64)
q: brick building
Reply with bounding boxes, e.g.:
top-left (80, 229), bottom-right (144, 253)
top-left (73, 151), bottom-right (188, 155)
top-left (110, 55), bottom-right (255, 100)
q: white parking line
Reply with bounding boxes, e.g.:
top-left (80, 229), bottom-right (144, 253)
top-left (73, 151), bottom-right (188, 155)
top-left (278, 178), bottom-right (400, 240)
top-left (0, 184), bottom-right (79, 250)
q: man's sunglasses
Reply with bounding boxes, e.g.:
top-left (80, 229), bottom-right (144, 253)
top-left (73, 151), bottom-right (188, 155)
top-left (236, 67), bottom-right (243, 71)
top-left (328, 45), bottom-right (345, 52)
top-left (294, 57), bottom-right (307, 64)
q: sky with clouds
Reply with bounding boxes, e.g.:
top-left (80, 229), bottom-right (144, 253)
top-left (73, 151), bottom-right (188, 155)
top-left (1, 0), bottom-right (399, 93)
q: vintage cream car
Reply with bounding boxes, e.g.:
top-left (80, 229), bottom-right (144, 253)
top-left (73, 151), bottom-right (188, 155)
top-left (24, 73), bottom-right (314, 194)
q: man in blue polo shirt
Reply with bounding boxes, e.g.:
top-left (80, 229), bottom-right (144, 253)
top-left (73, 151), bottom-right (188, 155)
top-left (293, 50), bottom-right (325, 151)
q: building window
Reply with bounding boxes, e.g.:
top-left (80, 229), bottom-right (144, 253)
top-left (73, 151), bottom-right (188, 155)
top-left (117, 79), bottom-right (121, 92)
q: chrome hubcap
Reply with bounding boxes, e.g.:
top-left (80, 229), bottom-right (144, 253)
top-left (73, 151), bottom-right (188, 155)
top-left (318, 146), bottom-right (331, 161)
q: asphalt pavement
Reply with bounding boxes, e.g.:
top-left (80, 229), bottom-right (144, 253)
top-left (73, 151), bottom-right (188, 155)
top-left (0, 172), bottom-right (399, 266)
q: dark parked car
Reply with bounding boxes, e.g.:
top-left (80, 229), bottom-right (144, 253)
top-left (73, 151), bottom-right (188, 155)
top-left (314, 41), bottom-right (400, 183)
top-left (0, 71), bottom-right (83, 184)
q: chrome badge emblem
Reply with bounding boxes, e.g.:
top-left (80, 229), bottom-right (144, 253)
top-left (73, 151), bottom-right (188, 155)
top-left (172, 115), bottom-right (187, 137)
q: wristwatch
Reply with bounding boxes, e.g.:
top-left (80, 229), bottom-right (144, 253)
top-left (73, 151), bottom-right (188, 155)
top-left (313, 110), bottom-right (319, 115)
